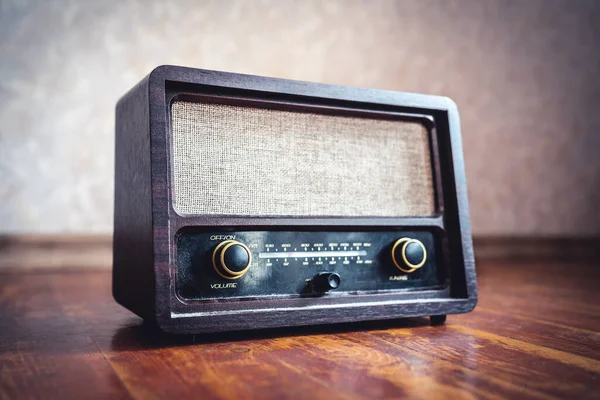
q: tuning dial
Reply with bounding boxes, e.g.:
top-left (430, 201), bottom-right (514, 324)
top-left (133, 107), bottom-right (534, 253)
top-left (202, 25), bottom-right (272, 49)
top-left (392, 238), bottom-right (427, 273)
top-left (212, 240), bottom-right (252, 280)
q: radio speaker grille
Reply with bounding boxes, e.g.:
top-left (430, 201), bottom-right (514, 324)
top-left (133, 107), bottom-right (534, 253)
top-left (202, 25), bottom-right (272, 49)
top-left (171, 101), bottom-right (435, 217)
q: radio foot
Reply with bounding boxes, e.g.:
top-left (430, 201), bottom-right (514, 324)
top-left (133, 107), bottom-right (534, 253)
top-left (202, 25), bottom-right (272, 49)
top-left (430, 315), bottom-right (446, 326)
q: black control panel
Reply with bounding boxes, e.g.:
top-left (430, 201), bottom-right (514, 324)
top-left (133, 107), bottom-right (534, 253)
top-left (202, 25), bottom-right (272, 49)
top-left (176, 231), bottom-right (445, 300)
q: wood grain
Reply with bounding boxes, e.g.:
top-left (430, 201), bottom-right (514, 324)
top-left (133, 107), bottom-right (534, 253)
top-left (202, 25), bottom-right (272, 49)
top-left (1, 258), bottom-right (599, 399)
top-left (113, 74), bottom-right (155, 322)
top-left (474, 237), bottom-right (600, 260)
top-left (0, 234), bottom-right (111, 270)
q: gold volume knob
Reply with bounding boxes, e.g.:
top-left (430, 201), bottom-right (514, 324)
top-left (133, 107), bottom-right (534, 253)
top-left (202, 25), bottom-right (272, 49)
top-left (391, 238), bottom-right (427, 273)
top-left (212, 240), bottom-right (252, 280)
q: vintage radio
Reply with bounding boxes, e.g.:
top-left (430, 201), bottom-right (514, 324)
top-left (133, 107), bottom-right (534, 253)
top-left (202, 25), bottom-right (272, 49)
top-left (113, 65), bottom-right (477, 334)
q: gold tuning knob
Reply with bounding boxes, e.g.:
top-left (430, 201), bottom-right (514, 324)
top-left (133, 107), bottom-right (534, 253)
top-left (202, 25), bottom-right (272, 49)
top-left (391, 238), bottom-right (427, 273)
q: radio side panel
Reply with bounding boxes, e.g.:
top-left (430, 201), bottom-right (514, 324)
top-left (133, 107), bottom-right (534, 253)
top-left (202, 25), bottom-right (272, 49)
top-left (113, 75), bottom-right (156, 321)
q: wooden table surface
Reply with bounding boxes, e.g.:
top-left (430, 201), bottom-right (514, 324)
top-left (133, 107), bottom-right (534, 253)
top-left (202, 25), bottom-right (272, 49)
top-left (1, 259), bottom-right (599, 399)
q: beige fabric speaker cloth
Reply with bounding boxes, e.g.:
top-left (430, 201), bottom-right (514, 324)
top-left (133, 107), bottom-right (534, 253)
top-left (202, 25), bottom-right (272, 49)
top-left (171, 101), bottom-right (435, 217)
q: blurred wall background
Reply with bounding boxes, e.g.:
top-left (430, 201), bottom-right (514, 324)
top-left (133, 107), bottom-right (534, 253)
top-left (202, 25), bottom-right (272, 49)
top-left (1, 0), bottom-right (599, 236)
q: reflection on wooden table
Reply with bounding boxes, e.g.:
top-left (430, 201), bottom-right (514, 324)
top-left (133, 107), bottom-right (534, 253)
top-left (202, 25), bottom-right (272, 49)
top-left (1, 259), bottom-right (599, 399)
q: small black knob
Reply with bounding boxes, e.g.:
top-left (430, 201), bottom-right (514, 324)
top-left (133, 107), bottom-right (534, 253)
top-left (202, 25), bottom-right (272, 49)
top-left (313, 272), bottom-right (341, 291)
top-left (212, 240), bottom-right (252, 279)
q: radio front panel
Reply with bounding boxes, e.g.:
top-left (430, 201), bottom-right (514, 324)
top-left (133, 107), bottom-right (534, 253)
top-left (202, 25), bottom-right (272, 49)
top-left (176, 230), bottom-right (444, 300)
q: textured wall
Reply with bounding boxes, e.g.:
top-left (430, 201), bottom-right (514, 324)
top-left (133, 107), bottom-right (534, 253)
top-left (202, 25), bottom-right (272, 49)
top-left (1, 0), bottom-right (599, 235)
